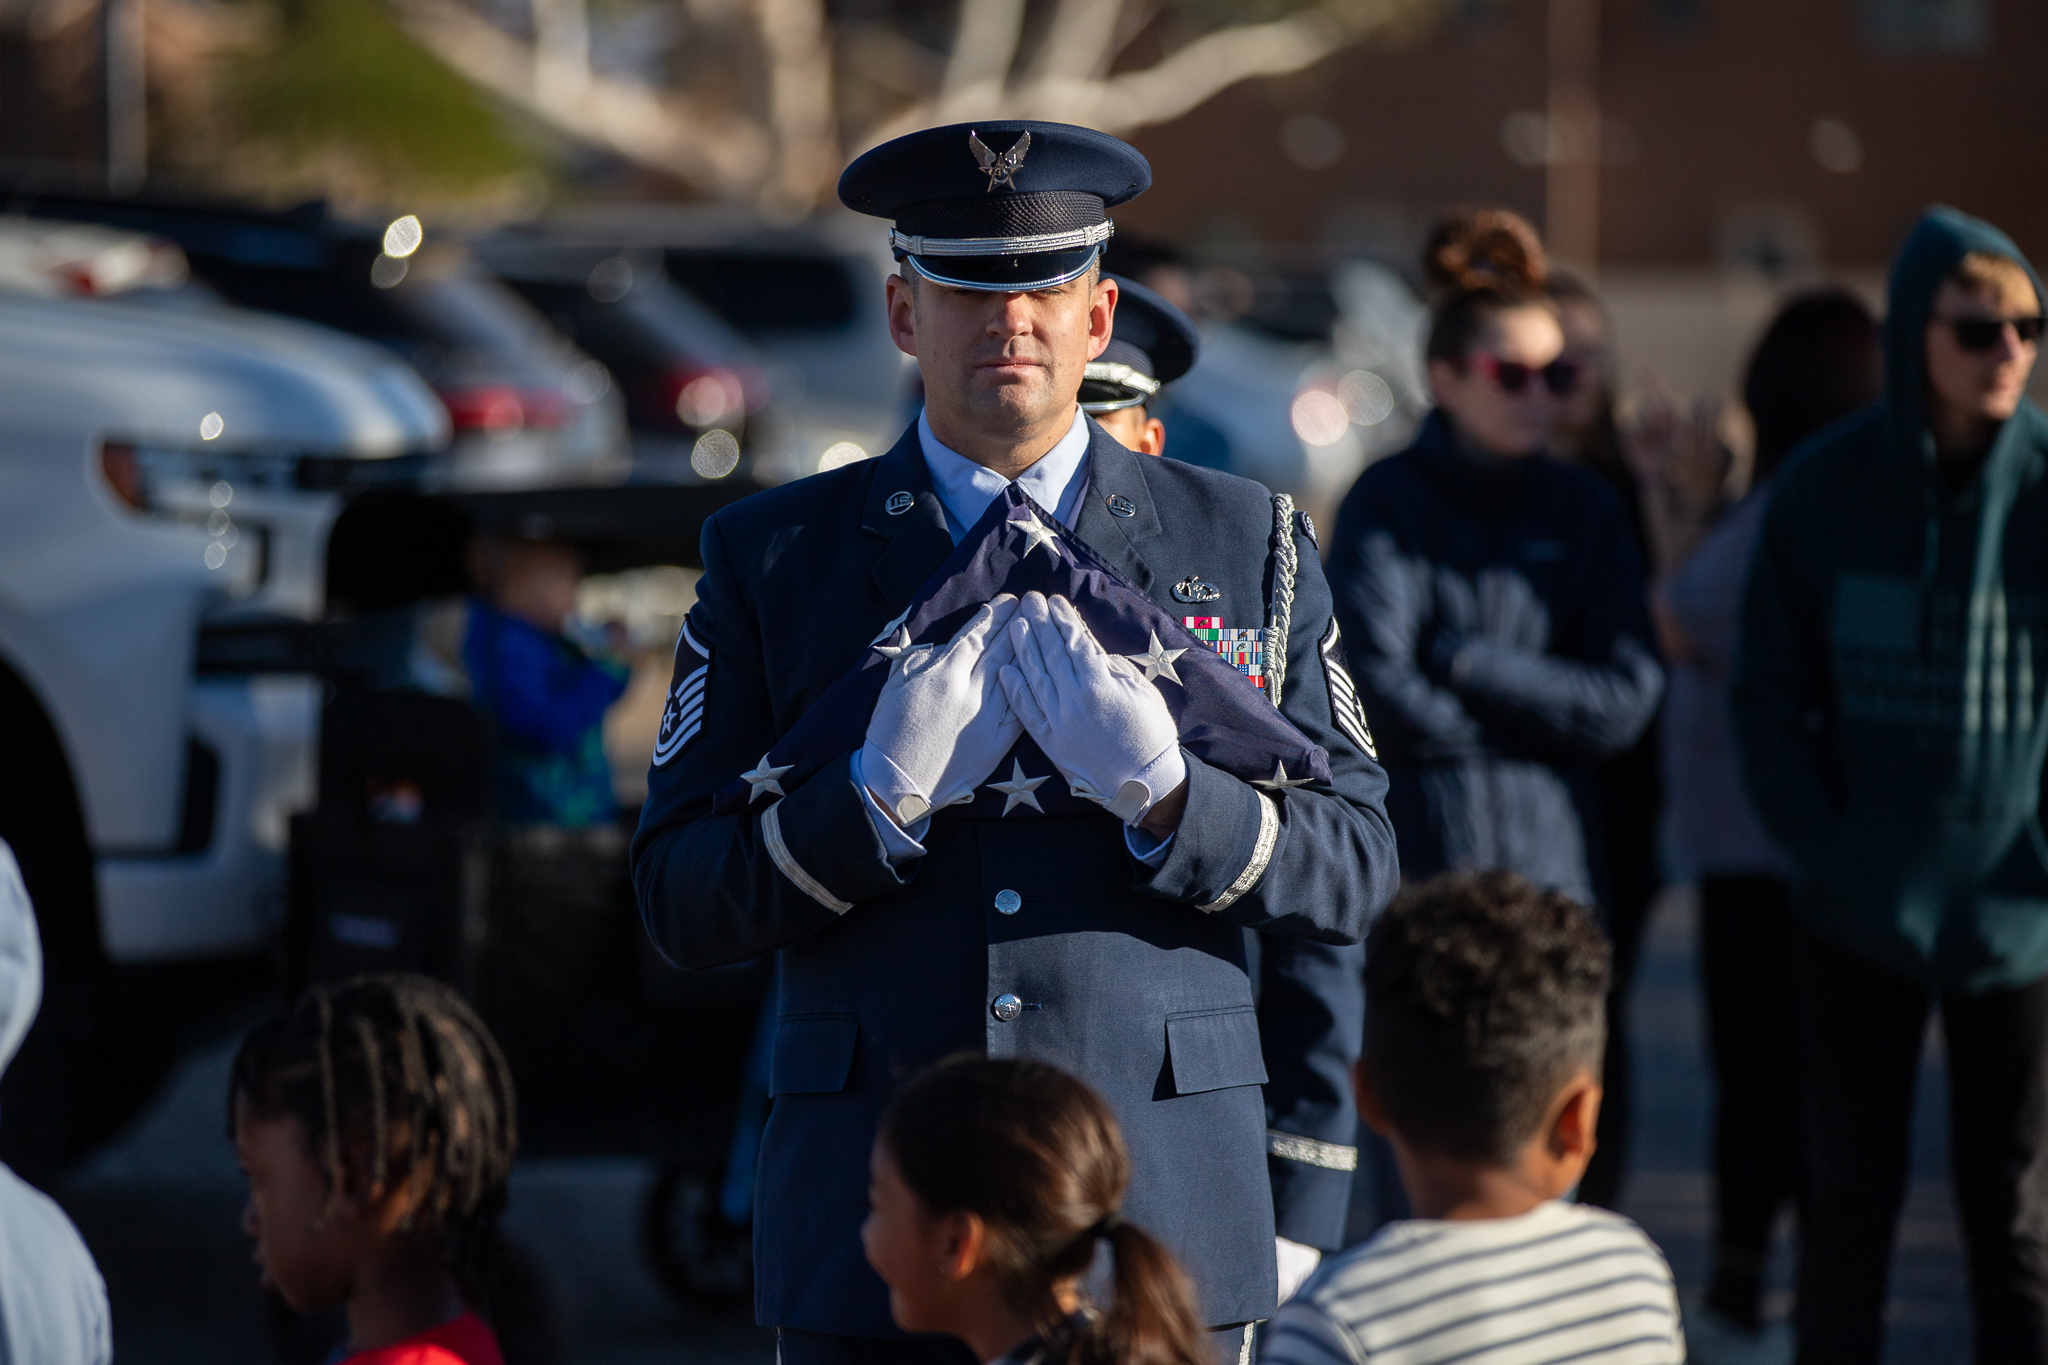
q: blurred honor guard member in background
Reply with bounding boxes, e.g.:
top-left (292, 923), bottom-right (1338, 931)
top-left (632, 122), bottom-right (1398, 1365)
top-left (1085, 276), bottom-right (1367, 1301)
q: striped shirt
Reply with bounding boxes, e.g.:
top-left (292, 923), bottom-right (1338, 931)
top-left (1259, 1201), bottom-right (1683, 1365)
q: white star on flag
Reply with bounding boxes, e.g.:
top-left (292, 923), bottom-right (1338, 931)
top-left (1016, 512), bottom-right (1061, 565)
top-left (741, 754), bottom-right (795, 801)
top-left (1124, 630), bottom-right (1189, 685)
top-left (985, 759), bottom-right (1049, 816)
top-left (1252, 761), bottom-right (1313, 791)
top-left (869, 605), bottom-right (913, 648)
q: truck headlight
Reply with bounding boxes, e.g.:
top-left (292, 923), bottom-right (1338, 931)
top-left (99, 439), bottom-right (425, 518)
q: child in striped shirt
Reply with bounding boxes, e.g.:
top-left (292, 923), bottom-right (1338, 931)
top-left (1262, 872), bottom-right (1683, 1365)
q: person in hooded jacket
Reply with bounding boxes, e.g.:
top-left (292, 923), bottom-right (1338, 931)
top-left (1734, 207), bottom-right (2048, 1365)
top-left (0, 839), bottom-right (112, 1365)
top-left (1664, 290), bottom-right (1880, 1355)
top-left (1327, 212), bottom-right (1664, 912)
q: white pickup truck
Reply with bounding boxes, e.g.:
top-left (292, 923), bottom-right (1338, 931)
top-left (0, 283), bottom-right (448, 1171)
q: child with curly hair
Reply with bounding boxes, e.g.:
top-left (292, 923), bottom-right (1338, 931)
top-left (229, 972), bottom-right (518, 1365)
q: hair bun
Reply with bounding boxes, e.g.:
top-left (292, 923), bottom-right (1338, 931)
top-left (1423, 210), bottom-right (1547, 298)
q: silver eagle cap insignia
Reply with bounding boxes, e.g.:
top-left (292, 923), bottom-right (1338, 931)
top-left (968, 130), bottom-right (1030, 192)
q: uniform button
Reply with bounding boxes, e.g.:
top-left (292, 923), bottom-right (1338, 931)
top-left (991, 993), bottom-right (1023, 1022)
top-left (994, 889), bottom-right (1023, 915)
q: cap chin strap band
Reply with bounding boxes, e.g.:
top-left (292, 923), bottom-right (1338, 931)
top-left (1079, 361), bottom-right (1162, 414)
top-left (890, 221), bottom-right (1114, 258)
top-left (903, 246), bottom-right (1102, 293)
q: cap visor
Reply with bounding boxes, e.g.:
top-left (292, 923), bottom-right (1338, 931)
top-left (906, 247), bottom-right (1100, 292)
top-left (1078, 382), bottom-right (1150, 412)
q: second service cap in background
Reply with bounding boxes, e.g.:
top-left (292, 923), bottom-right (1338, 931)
top-left (839, 121), bottom-right (1150, 292)
top-left (1081, 273), bottom-right (1199, 413)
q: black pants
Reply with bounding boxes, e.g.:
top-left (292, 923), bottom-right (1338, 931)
top-left (1577, 731), bottom-right (1663, 1212)
top-left (1795, 932), bottom-right (2048, 1365)
top-left (1697, 874), bottom-right (1803, 1329)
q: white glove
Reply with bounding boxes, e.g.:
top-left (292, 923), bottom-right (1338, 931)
top-left (998, 591), bottom-right (1186, 825)
top-left (1276, 1237), bottom-right (1322, 1302)
top-left (860, 595), bottom-right (1023, 825)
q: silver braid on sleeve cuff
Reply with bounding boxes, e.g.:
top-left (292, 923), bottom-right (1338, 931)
top-left (1199, 790), bottom-right (1278, 913)
top-left (762, 801), bottom-right (853, 914)
top-left (1267, 1129), bottom-right (1360, 1171)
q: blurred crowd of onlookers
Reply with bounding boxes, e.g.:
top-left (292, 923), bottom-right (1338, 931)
top-left (1323, 199), bottom-right (2048, 1365)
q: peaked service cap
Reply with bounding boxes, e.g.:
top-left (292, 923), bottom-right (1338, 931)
top-left (1082, 273), bottom-right (1200, 413)
top-left (712, 483), bottom-right (1327, 819)
top-left (838, 121), bottom-right (1151, 292)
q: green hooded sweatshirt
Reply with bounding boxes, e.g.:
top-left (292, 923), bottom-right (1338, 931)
top-left (1733, 206), bottom-right (2048, 992)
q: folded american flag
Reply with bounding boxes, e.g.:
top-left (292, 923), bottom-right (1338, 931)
top-left (712, 484), bottom-right (1328, 818)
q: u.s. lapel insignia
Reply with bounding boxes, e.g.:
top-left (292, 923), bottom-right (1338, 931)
top-left (885, 490), bottom-right (915, 516)
top-left (968, 129), bottom-right (1030, 192)
top-left (1319, 620), bottom-right (1376, 759)
top-left (653, 619), bottom-right (711, 767)
top-left (1172, 575), bottom-right (1221, 604)
top-left (1105, 493), bottom-right (1137, 518)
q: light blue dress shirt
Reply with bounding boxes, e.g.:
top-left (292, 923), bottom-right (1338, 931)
top-left (853, 407), bottom-right (1173, 866)
top-left (918, 406), bottom-right (1093, 541)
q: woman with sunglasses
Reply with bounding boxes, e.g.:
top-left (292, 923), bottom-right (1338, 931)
top-left (1325, 206), bottom-right (1665, 978)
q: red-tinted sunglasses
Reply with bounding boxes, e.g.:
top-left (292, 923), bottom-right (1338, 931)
top-left (1936, 315), bottom-right (2047, 353)
top-left (1475, 354), bottom-right (1581, 396)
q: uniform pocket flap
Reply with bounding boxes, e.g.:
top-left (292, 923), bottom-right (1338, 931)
top-left (769, 1013), bottom-right (858, 1096)
top-left (1165, 1007), bottom-right (1268, 1096)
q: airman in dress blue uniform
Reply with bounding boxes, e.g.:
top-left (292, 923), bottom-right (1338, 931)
top-left (631, 122), bottom-right (1398, 1365)
top-left (1083, 276), bottom-right (1368, 1297)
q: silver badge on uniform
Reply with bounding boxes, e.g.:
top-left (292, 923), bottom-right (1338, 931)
top-left (1105, 493), bottom-right (1137, 518)
top-left (1319, 619), bottom-right (1375, 759)
top-left (653, 619), bottom-right (712, 767)
top-left (885, 491), bottom-right (915, 516)
top-left (1172, 575), bottom-right (1221, 604)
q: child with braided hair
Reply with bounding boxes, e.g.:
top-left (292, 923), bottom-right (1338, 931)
top-left (860, 1056), bottom-right (1211, 1365)
top-left (229, 972), bottom-right (518, 1365)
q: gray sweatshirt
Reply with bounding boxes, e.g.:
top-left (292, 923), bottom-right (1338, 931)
top-left (0, 841), bottom-right (111, 1365)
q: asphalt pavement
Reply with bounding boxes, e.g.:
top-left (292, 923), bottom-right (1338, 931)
top-left (53, 887), bottom-right (1966, 1362)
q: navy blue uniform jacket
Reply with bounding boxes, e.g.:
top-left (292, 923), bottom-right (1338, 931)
top-left (633, 422), bottom-right (1398, 1334)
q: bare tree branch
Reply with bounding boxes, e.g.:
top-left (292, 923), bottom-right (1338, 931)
top-left (860, 0), bottom-right (1434, 153)
top-left (530, 0), bottom-right (589, 108)
top-left (753, 0), bottom-right (839, 214)
top-left (384, 0), bottom-right (1442, 206)
top-left (937, 0), bottom-right (1024, 109)
top-left (1025, 0), bottom-right (1125, 83)
top-left (389, 0), bottom-right (773, 196)
top-left (1039, 0), bottom-right (1427, 133)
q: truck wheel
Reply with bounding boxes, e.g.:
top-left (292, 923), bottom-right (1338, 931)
top-left (0, 662), bottom-right (109, 1181)
top-left (640, 1157), bottom-right (754, 1308)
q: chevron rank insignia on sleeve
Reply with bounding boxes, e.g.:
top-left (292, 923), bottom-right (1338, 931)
top-left (652, 618), bottom-right (712, 767)
top-left (1319, 620), bottom-right (1375, 760)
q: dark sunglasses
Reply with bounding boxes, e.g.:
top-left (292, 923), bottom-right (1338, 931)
top-left (1938, 315), bottom-right (2047, 352)
top-left (1475, 354), bottom-right (1581, 396)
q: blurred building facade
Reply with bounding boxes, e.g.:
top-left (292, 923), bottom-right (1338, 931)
top-left (1120, 0), bottom-right (2047, 276)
